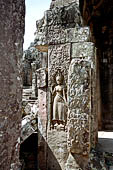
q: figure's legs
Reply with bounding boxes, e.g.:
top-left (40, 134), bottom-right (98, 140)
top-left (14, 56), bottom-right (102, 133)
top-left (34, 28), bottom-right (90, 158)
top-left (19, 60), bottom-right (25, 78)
top-left (58, 102), bottom-right (63, 120)
top-left (53, 100), bottom-right (58, 120)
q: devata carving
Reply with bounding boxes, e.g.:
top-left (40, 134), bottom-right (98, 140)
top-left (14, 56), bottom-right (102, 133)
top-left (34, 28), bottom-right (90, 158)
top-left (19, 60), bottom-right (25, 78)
top-left (51, 71), bottom-right (67, 129)
top-left (48, 44), bottom-right (71, 130)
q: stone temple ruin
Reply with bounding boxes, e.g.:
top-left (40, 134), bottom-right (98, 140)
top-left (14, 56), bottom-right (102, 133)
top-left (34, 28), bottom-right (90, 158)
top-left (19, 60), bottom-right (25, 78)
top-left (1, 0), bottom-right (113, 170)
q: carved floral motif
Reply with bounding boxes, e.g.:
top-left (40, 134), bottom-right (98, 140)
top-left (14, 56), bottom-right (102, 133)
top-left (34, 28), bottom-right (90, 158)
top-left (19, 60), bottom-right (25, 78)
top-left (48, 44), bottom-right (71, 86)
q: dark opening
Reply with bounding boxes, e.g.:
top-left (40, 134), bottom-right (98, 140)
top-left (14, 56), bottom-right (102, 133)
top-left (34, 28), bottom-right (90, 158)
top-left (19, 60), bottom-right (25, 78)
top-left (20, 133), bottom-right (38, 170)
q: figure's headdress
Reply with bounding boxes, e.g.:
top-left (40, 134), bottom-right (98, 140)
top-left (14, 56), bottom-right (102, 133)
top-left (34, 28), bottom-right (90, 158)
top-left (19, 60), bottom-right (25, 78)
top-left (56, 70), bottom-right (63, 82)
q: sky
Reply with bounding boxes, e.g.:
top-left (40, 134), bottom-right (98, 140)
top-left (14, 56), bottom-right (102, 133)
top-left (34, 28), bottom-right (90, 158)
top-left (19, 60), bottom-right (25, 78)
top-left (23, 0), bottom-right (51, 50)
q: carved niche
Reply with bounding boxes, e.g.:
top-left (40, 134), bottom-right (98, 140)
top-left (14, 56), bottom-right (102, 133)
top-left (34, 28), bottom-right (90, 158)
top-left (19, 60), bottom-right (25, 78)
top-left (48, 44), bottom-right (71, 130)
top-left (51, 70), bottom-right (67, 129)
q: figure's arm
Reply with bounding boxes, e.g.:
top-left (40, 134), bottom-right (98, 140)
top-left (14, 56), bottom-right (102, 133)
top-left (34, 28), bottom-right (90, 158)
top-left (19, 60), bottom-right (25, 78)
top-left (53, 87), bottom-right (56, 95)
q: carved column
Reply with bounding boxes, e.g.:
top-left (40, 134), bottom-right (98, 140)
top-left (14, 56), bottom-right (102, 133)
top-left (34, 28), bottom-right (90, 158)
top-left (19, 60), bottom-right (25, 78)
top-left (67, 42), bottom-right (97, 169)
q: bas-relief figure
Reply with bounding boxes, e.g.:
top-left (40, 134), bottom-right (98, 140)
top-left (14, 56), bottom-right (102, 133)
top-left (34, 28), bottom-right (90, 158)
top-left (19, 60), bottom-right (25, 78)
top-left (51, 71), bottom-right (67, 129)
top-left (48, 44), bottom-right (71, 132)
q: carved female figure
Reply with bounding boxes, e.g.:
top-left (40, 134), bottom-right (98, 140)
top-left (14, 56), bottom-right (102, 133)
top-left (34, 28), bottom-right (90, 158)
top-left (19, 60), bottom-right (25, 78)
top-left (52, 72), bottom-right (67, 127)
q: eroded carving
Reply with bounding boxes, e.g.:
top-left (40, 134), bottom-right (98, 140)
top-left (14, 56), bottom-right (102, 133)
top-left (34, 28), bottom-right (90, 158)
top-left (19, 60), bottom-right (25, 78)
top-left (48, 44), bottom-right (71, 86)
top-left (51, 71), bottom-right (67, 129)
top-left (36, 68), bottom-right (47, 88)
top-left (67, 58), bottom-right (91, 155)
top-left (48, 44), bottom-right (71, 130)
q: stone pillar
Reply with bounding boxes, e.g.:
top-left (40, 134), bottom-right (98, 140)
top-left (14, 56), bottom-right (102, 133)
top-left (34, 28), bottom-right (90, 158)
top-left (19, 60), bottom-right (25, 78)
top-left (31, 62), bottom-right (37, 98)
top-left (67, 42), bottom-right (97, 169)
top-left (0, 0), bottom-right (25, 169)
top-left (47, 44), bottom-right (71, 170)
top-left (36, 68), bottom-right (48, 170)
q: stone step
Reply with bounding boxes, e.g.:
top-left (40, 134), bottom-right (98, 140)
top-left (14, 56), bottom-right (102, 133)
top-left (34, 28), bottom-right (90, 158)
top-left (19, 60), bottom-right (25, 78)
top-left (22, 99), bottom-right (37, 104)
top-left (22, 94), bottom-right (32, 98)
top-left (22, 96), bottom-right (37, 100)
top-left (22, 92), bottom-right (32, 96)
top-left (22, 94), bottom-right (32, 97)
top-left (23, 89), bottom-right (32, 94)
top-left (22, 90), bottom-right (33, 99)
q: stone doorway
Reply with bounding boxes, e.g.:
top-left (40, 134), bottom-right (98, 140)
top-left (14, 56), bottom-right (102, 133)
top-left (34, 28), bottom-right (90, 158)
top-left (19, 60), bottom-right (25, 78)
top-left (94, 29), bottom-right (113, 131)
top-left (79, 0), bottom-right (113, 131)
top-left (99, 47), bottom-right (113, 131)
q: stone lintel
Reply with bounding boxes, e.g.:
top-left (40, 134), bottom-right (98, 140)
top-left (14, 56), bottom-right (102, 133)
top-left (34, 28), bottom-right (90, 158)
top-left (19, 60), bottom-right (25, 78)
top-left (35, 45), bottom-right (48, 52)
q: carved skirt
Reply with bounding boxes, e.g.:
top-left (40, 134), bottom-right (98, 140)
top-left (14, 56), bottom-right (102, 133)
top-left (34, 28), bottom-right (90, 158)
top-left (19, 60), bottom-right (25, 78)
top-left (53, 95), bottom-right (66, 121)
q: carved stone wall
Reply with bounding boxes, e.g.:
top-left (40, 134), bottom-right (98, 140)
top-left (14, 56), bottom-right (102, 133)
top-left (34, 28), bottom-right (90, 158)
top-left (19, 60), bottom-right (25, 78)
top-left (21, 0), bottom-right (98, 168)
top-left (68, 42), bottom-right (96, 155)
top-left (22, 0), bottom-right (100, 169)
top-left (48, 44), bottom-right (71, 86)
top-left (0, 1), bottom-right (25, 169)
top-left (66, 42), bottom-right (97, 169)
top-left (68, 59), bottom-right (91, 155)
top-left (47, 2), bottom-right (82, 45)
top-left (50, 0), bottom-right (79, 8)
top-left (47, 43), bottom-right (71, 169)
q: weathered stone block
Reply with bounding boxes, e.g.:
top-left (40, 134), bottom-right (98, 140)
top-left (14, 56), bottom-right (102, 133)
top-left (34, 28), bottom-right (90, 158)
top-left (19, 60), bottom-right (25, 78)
top-left (21, 117), bottom-right (35, 143)
top-left (48, 43), bottom-right (71, 86)
top-left (47, 130), bottom-right (68, 170)
top-left (50, 0), bottom-right (79, 8)
top-left (36, 68), bottom-right (47, 88)
top-left (72, 42), bottom-right (94, 59)
top-left (38, 88), bottom-right (47, 139)
top-left (47, 1), bottom-right (82, 45)
top-left (68, 59), bottom-right (91, 155)
top-left (66, 153), bottom-right (82, 170)
top-left (67, 42), bottom-right (96, 155)
top-left (48, 27), bottom-right (90, 45)
top-left (71, 27), bottom-right (90, 43)
top-left (38, 88), bottom-right (48, 170)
